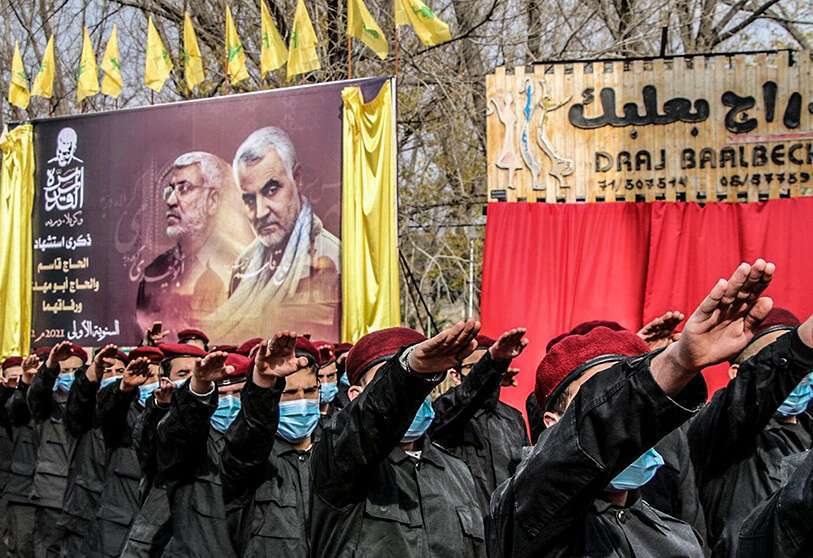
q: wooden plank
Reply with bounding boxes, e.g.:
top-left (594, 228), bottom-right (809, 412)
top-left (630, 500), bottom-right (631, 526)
top-left (485, 71), bottom-right (497, 203)
top-left (512, 66), bottom-right (527, 201)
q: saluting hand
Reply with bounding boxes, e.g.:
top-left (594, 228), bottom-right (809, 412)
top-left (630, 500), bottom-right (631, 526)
top-left (46, 341), bottom-right (74, 370)
top-left (120, 357), bottom-right (152, 393)
top-left (21, 355), bottom-right (40, 385)
top-left (87, 344), bottom-right (118, 383)
top-left (653, 259), bottom-right (774, 394)
top-left (154, 377), bottom-right (176, 406)
top-left (408, 320), bottom-right (481, 374)
top-left (253, 332), bottom-right (310, 388)
top-left (489, 328), bottom-right (529, 362)
top-left (638, 311), bottom-right (685, 350)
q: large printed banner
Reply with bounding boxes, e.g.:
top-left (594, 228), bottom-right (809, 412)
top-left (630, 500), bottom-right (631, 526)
top-left (31, 77), bottom-right (388, 346)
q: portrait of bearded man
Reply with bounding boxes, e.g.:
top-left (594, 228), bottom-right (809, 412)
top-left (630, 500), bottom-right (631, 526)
top-left (204, 127), bottom-right (341, 342)
top-left (136, 151), bottom-right (250, 334)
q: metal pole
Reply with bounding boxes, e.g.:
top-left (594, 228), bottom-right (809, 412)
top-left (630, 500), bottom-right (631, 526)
top-left (467, 238), bottom-right (474, 319)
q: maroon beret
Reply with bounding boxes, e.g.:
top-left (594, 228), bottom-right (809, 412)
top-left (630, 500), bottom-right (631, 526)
top-left (295, 337), bottom-right (320, 366)
top-left (158, 343), bottom-right (206, 360)
top-left (536, 326), bottom-right (649, 412)
top-left (2, 356), bottom-right (23, 370)
top-left (346, 327), bottom-right (426, 385)
top-left (177, 328), bottom-right (209, 345)
top-left (476, 335), bottom-right (496, 349)
top-left (754, 307), bottom-right (800, 337)
top-left (111, 350), bottom-right (129, 364)
top-left (218, 353), bottom-right (251, 386)
top-left (312, 340), bottom-right (335, 366)
top-left (236, 337), bottom-right (263, 357)
top-left (334, 343), bottom-right (353, 356)
top-left (211, 344), bottom-right (238, 353)
top-left (128, 346), bottom-right (165, 364)
top-left (546, 320), bottom-right (628, 353)
top-left (68, 344), bottom-right (89, 364)
top-left (33, 346), bottom-right (52, 360)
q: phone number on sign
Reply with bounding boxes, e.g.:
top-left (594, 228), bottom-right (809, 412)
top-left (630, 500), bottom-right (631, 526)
top-left (597, 176), bottom-right (688, 192)
top-left (719, 171), bottom-right (812, 188)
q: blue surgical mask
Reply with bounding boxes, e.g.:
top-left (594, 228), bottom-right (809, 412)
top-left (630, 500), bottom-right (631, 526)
top-left (138, 381), bottom-right (159, 407)
top-left (100, 375), bottom-right (121, 389)
top-left (53, 373), bottom-right (75, 393)
top-left (320, 382), bottom-right (338, 404)
top-left (339, 373), bottom-right (350, 387)
top-left (608, 447), bottom-right (664, 491)
top-left (211, 394), bottom-right (241, 433)
top-left (777, 376), bottom-right (813, 417)
top-left (173, 378), bottom-right (187, 389)
top-left (402, 397), bottom-right (435, 443)
top-left (277, 399), bottom-right (320, 442)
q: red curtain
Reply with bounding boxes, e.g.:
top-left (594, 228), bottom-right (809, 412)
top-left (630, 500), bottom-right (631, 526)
top-left (481, 198), bottom-right (813, 417)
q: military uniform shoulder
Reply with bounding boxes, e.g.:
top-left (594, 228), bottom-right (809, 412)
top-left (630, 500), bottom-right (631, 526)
top-left (496, 400), bottom-right (524, 420)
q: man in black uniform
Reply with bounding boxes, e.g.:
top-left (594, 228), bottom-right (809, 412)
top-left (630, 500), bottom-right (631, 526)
top-left (82, 346), bottom-right (162, 557)
top-left (0, 356), bottom-right (24, 558)
top-left (4, 351), bottom-right (43, 558)
top-left (27, 341), bottom-right (87, 558)
top-left (488, 259), bottom-right (778, 558)
top-left (686, 307), bottom-right (813, 555)
top-left (154, 346), bottom-right (243, 557)
top-left (221, 334), bottom-right (320, 557)
top-left (429, 331), bottom-right (529, 515)
top-left (311, 322), bottom-right (503, 558)
top-left (60, 345), bottom-right (125, 557)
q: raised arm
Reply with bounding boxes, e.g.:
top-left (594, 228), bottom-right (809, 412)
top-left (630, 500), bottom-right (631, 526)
top-left (312, 320), bottom-right (480, 509)
top-left (430, 329), bottom-right (527, 444)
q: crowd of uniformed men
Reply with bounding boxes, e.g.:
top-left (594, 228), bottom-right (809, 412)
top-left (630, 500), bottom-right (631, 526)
top-left (0, 258), bottom-right (811, 557)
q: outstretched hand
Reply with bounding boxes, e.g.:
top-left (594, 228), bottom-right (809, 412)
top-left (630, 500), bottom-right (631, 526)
top-left (653, 259), bottom-right (774, 393)
top-left (88, 344), bottom-right (118, 383)
top-left (46, 341), bottom-right (74, 370)
top-left (193, 352), bottom-right (229, 384)
top-left (408, 320), bottom-right (481, 374)
top-left (489, 328), bottom-right (529, 362)
top-left (120, 357), bottom-right (152, 393)
top-left (253, 332), bottom-right (310, 388)
top-left (638, 311), bottom-right (684, 350)
top-left (21, 354), bottom-right (40, 385)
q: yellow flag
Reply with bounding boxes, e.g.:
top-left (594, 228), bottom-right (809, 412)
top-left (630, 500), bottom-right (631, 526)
top-left (394, 0), bottom-right (451, 46)
top-left (101, 25), bottom-right (123, 98)
top-left (225, 6), bottom-right (249, 85)
top-left (348, 0), bottom-right (388, 60)
top-left (260, 0), bottom-right (287, 75)
top-left (183, 12), bottom-right (205, 90)
top-left (145, 16), bottom-right (173, 92)
top-left (76, 27), bottom-right (99, 102)
top-left (287, 0), bottom-right (320, 80)
top-left (8, 42), bottom-right (30, 109)
top-left (31, 36), bottom-right (56, 99)
top-left (341, 82), bottom-right (400, 341)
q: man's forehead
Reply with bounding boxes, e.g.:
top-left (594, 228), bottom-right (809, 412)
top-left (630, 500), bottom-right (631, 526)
top-left (105, 358), bottom-right (126, 368)
top-left (169, 356), bottom-right (197, 370)
top-left (237, 149), bottom-right (286, 188)
top-left (61, 355), bottom-right (84, 369)
top-left (3, 366), bottom-right (22, 376)
top-left (170, 163), bottom-right (202, 184)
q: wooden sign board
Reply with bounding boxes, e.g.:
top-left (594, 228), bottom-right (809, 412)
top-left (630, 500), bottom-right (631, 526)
top-left (486, 52), bottom-right (813, 203)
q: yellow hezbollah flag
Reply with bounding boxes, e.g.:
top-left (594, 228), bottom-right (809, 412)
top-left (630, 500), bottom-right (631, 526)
top-left (76, 27), bottom-right (99, 102)
top-left (287, 0), bottom-right (320, 80)
top-left (260, 0), bottom-right (287, 75)
top-left (31, 35), bottom-right (56, 99)
top-left (225, 6), bottom-right (249, 85)
top-left (341, 81), bottom-right (400, 341)
top-left (145, 16), bottom-right (173, 92)
top-left (101, 25), bottom-right (123, 98)
top-left (394, 0), bottom-right (451, 46)
top-left (8, 42), bottom-right (30, 109)
top-left (348, 0), bottom-right (388, 60)
top-left (183, 12), bottom-right (205, 90)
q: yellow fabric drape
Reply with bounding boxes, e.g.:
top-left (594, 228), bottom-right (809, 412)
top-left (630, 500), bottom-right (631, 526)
top-left (0, 125), bottom-right (35, 359)
top-left (341, 81), bottom-right (400, 342)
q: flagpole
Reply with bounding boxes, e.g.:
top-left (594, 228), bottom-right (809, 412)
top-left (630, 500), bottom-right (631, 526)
top-left (394, 28), bottom-right (401, 76)
top-left (150, 91), bottom-right (155, 105)
top-left (347, 36), bottom-right (353, 79)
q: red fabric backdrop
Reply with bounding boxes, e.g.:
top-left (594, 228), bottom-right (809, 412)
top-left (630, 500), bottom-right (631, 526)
top-left (481, 198), bottom-right (813, 418)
